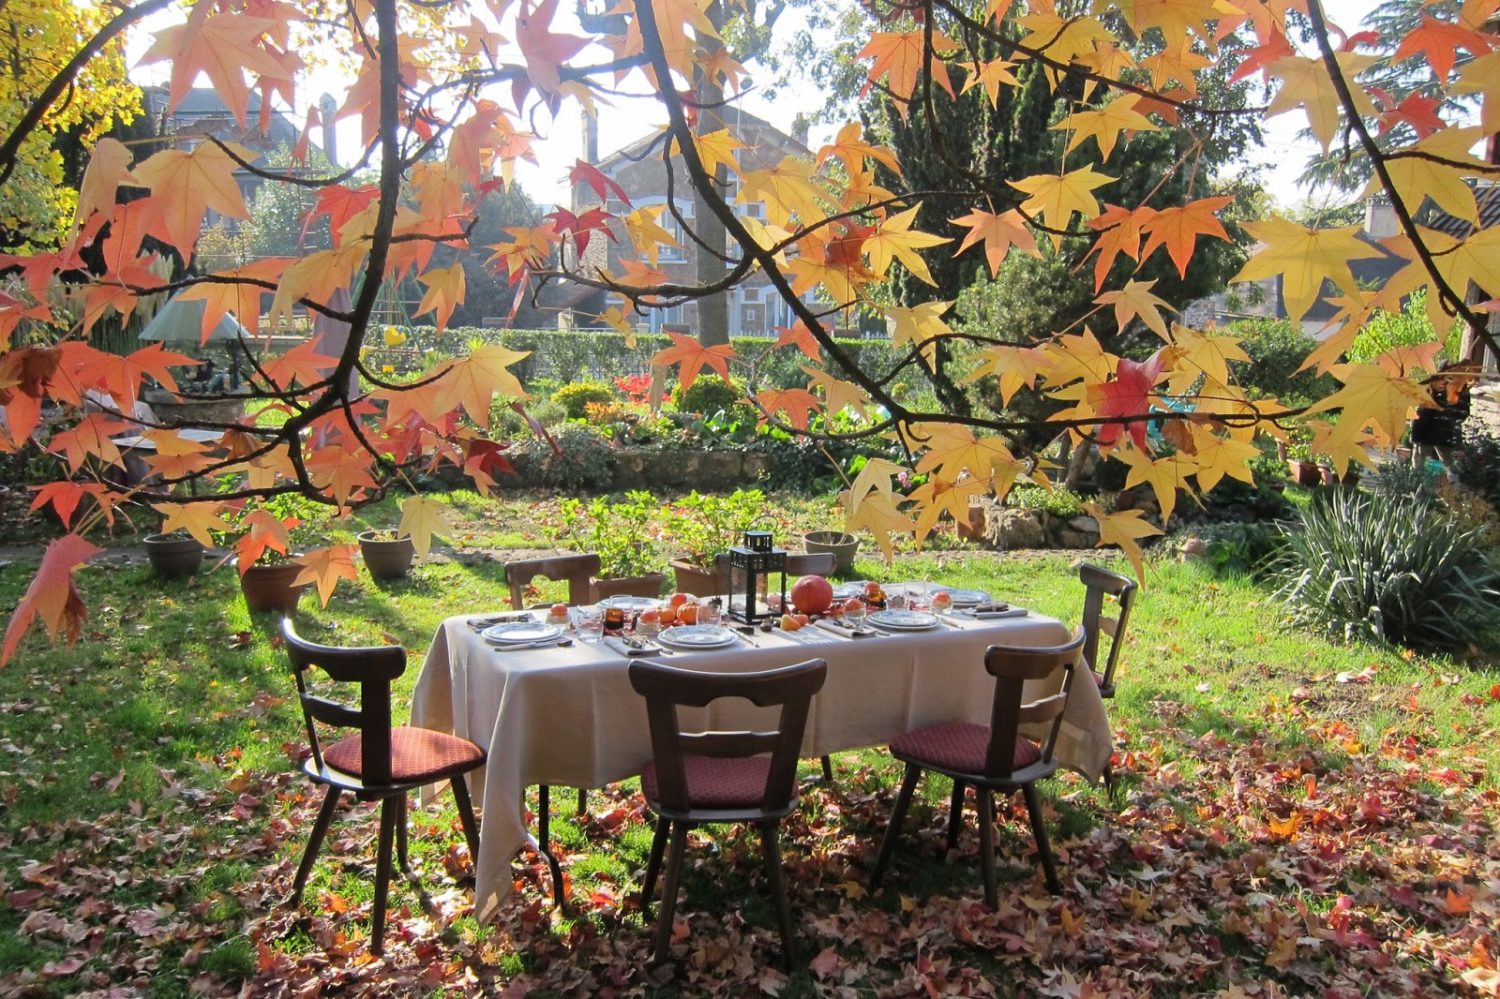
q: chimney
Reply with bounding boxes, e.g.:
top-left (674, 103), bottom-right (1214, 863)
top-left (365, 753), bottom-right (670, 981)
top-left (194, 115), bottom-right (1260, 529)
top-left (581, 108), bottom-right (598, 165)
top-left (1364, 196), bottom-right (1397, 237)
top-left (319, 93), bottom-right (338, 165)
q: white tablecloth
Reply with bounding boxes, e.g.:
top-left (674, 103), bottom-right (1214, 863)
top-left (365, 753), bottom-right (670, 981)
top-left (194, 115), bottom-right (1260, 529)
top-left (410, 610), bottom-right (1111, 920)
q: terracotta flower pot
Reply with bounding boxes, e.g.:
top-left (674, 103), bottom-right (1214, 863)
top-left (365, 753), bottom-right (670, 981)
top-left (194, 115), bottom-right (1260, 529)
top-left (670, 558), bottom-right (727, 596)
top-left (143, 532), bottom-right (204, 580)
top-left (358, 531), bottom-right (416, 580)
top-left (803, 530), bottom-right (859, 573)
top-left (239, 560), bottom-right (308, 613)
top-left (1288, 459), bottom-right (1321, 487)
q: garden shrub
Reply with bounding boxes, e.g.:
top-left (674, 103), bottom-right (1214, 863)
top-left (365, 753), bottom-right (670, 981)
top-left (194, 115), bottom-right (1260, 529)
top-left (552, 380), bottom-right (618, 419)
top-left (1006, 484), bottom-right (1086, 518)
top-left (1452, 426), bottom-right (1500, 510)
top-left (1273, 487), bottom-right (1500, 651)
top-left (672, 376), bottom-right (744, 414)
top-left (504, 424), bottom-right (616, 491)
top-left (1194, 521), bottom-right (1287, 578)
top-left (489, 396), bottom-right (566, 437)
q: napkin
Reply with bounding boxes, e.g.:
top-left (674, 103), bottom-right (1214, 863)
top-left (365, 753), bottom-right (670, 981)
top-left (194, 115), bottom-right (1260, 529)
top-left (815, 619), bottom-right (878, 639)
top-left (603, 635), bottom-right (655, 657)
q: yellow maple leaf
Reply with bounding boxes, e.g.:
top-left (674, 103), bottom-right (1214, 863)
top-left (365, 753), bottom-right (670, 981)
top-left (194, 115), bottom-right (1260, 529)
top-left (1304, 362), bottom-right (1435, 448)
top-left (1233, 217), bottom-right (1386, 323)
top-left (1037, 327), bottom-right (1114, 388)
top-left (294, 544), bottom-right (360, 606)
top-left (152, 501), bottom-right (229, 548)
top-left (803, 365), bottom-right (868, 419)
top-left (959, 58), bottom-right (1019, 108)
top-left (414, 263), bottom-right (466, 332)
top-left (840, 487), bottom-right (915, 563)
top-left (432, 343), bottom-right (530, 423)
top-left (737, 157), bottom-right (828, 229)
top-left (886, 300), bottom-right (955, 370)
top-left (847, 456), bottom-right (907, 508)
top-left (399, 495), bottom-right (456, 559)
top-left (1085, 504), bottom-right (1160, 583)
top-left (1363, 126), bottom-right (1487, 226)
top-left (623, 205), bottom-right (679, 266)
top-left (908, 476), bottom-right (989, 547)
top-left (1097, 279), bottom-right (1174, 339)
top-left (1164, 324), bottom-right (1250, 395)
top-left (1188, 425), bottom-right (1261, 493)
top-left (687, 127), bottom-right (745, 178)
top-left (1009, 166), bottom-right (1115, 248)
top-left (1265, 52), bottom-right (1377, 153)
top-left (864, 204), bottom-right (951, 286)
top-left (1053, 94), bottom-right (1158, 161)
top-left (963, 344), bottom-right (1045, 407)
top-left (914, 427), bottom-right (1018, 493)
top-left (1111, 444), bottom-right (1194, 527)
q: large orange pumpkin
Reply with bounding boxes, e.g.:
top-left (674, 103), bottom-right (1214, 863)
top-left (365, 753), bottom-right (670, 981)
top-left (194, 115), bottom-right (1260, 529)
top-left (790, 575), bottom-right (834, 616)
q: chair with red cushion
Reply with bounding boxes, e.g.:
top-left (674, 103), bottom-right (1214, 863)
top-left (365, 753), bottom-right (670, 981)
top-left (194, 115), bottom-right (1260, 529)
top-left (629, 657), bottom-right (827, 967)
top-left (868, 628), bottom-right (1086, 907)
top-left (282, 619), bottom-right (485, 955)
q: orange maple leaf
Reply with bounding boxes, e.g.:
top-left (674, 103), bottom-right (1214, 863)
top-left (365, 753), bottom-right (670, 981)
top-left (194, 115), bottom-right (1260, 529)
top-left (1139, 196), bottom-right (1233, 278)
top-left (773, 323), bottom-right (822, 363)
top-left (131, 141), bottom-right (254, 256)
top-left (137, 4), bottom-right (293, 128)
top-left (949, 208), bottom-right (1039, 277)
top-left (516, 0), bottom-right (588, 96)
top-left (2, 534), bottom-right (103, 665)
top-left (755, 387), bottom-right (820, 430)
top-left (260, 339), bottom-right (338, 392)
top-left (414, 264), bottom-right (467, 332)
top-left (649, 331), bottom-right (736, 392)
top-left (152, 501), bottom-right (230, 548)
top-left (1086, 204), bottom-right (1156, 291)
top-left (1391, 16), bottom-right (1492, 81)
top-left (858, 30), bottom-right (958, 109)
top-left (294, 544), bottom-right (360, 606)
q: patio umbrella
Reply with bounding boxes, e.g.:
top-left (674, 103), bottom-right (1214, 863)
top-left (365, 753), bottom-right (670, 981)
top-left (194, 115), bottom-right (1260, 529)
top-left (137, 297), bottom-right (253, 344)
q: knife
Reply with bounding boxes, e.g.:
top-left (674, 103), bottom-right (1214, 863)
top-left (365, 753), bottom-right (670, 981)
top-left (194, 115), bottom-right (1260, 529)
top-left (491, 638), bottom-right (574, 652)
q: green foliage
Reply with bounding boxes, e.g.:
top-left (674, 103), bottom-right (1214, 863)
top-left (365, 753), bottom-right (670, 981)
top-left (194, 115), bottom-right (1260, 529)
top-left (1453, 426), bottom-right (1500, 510)
top-left (556, 489), bottom-right (664, 577)
top-left (1229, 317), bottom-right (1336, 407)
top-left (1347, 290), bottom-right (1452, 366)
top-left (662, 489), bottom-right (768, 564)
top-left (1194, 521), bottom-right (1288, 578)
top-left (1006, 484), bottom-right (1085, 518)
top-left (505, 424), bottom-right (616, 491)
top-left (489, 396), bottom-right (567, 437)
top-left (1274, 488), bottom-right (1500, 650)
top-left (551, 380), bottom-right (618, 419)
top-left (671, 376), bottom-right (746, 416)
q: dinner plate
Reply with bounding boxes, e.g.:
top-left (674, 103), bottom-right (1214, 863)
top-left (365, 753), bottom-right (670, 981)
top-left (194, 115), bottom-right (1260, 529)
top-left (831, 581), bottom-right (870, 599)
top-left (595, 594), bottom-right (661, 612)
top-left (655, 625), bottom-right (738, 649)
top-left (482, 621), bottom-right (564, 644)
top-left (939, 588), bottom-right (992, 608)
top-left (867, 609), bottom-right (940, 631)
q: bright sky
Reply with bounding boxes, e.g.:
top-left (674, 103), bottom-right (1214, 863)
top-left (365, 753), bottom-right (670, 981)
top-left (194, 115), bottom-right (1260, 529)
top-left (126, 0), bottom-right (1387, 213)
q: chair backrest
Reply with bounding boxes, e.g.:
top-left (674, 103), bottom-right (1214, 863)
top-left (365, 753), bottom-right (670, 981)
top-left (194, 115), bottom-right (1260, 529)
top-left (282, 618), bottom-right (407, 785)
top-left (785, 551), bottom-right (837, 577)
top-left (1077, 562), bottom-right (1136, 691)
top-left (981, 627), bottom-right (1086, 779)
top-left (505, 552), bottom-right (601, 609)
top-left (628, 658), bottom-right (828, 815)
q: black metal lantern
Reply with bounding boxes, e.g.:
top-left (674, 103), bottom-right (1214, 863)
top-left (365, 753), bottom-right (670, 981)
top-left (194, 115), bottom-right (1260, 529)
top-left (727, 530), bottom-right (787, 624)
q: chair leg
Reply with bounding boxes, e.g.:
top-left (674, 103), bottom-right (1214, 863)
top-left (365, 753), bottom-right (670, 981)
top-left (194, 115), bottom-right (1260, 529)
top-left (1101, 762), bottom-right (1117, 801)
top-left (759, 820), bottom-right (797, 968)
top-left (576, 786), bottom-right (588, 816)
top-left (371, 797), bottom-right (397, 956)
top-left (820, 754), bottom-right (833, 782)
top-left (652, 821), bottom-right (689, 965)
top-left (641, 815), bottom-right (670, 920)
top-left (535, 784), bottom-right (566, 909)
top-left (395, 793), bottom-right (411, 877)
top-left (946, 780), bottom-right (966, 854)
top-left (977, 787), bottom-right (999, 908)
top-left (450, 772), bottom-right (481, 865)
top-left (291, 785), bottom-right (342, 906)
top-left (1022, 783), bottom-right (1061, 893)
top-left (869, 762), bottom-right (921, 893)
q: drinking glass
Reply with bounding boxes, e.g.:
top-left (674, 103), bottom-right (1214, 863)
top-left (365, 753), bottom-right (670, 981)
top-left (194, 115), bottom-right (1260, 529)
top-left (906, 582), bottom-right (929, 613)
top-left (575, 606), bottom-right (604, 643)
top-left (844, 600), bottom-right (867, 629)
top-left (697, 601), bottom-right (721, 627)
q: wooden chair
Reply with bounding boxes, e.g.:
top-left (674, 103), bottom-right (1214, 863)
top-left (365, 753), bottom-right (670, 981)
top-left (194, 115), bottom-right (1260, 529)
top-left (1076, 562), bottom-right (1136, 699)
top-left (785, 551), bottom-right (837, 577)
top-left (630, 657), bottom-right (828, 967)
top-left (282, 619), bottom-right (485, 955)
top-left (504, 552), bottom-right (600, 610)
top-left (869, 628), bottom-right (1086, 907)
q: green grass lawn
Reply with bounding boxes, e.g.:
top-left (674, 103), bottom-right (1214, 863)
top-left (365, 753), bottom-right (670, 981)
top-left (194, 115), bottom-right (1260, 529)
top-left (1, 491), bottom-right (1497, 996)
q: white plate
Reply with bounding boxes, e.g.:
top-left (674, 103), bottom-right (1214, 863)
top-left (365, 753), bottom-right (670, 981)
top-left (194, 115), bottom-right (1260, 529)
top-left (939, 588), bottom-right (991, 608)
top-left (832, 581), bottom-right (870, 599)
top-left (655, 625), bottom-right (738, 649)
top-left (596, 594), bottom-right (661, 612)
top-left (867, 609), bottom-right (940, 631)
top-left (482, 621), bottom-right (564, 644)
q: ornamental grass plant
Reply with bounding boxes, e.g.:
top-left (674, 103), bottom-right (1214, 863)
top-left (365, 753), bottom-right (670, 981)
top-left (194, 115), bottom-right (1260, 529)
top-left (1274, 486), bottom-right (1500, 651)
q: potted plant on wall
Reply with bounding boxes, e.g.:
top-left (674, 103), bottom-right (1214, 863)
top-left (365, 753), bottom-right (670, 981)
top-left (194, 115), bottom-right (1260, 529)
top-left (557, 490), bottom-right (667, 600)
top-left (1286, 434), bottom-right (1321, 487)
top-left (664, 489), bottom-right (766, 594)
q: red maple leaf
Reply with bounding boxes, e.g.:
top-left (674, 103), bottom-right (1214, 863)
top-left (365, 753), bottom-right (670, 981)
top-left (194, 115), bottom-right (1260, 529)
top-left (569, 160), bottom-right (631, 208)
top-left (2, 534), bottom-right (104, 665)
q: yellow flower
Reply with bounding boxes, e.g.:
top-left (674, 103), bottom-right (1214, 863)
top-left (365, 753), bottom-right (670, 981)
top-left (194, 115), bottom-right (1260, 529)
top-left (382, 364), bottom-right (395, 374)
top-left (383, 326), bottom-right (407, 347)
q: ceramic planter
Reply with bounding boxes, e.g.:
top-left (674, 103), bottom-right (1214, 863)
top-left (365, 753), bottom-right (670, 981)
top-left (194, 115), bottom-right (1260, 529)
top-left (590, 572), bottom-right (667, 603)
top-left (239, 560), bottom-right (308, 613)
top-left (1287, 459), bottom-right (1320, 487)
top-left (803, 530), bottom-right (859, 573)
top-left (358, 531), bottom-right (416, 580)
top-left (143, 532), bottom-right (204, 580)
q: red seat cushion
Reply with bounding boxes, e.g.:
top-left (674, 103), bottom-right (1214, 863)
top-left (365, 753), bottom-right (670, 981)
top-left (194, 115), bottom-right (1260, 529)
top-left (890, 722), bottom-right (1041, 776)
top-left (323, 726), bottom-right (485, 784)
top-left (641, 754), bottom-right (771, 808)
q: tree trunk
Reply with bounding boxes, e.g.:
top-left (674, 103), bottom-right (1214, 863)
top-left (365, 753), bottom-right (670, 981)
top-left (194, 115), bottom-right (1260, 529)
top-left (692, 2), bottom-right (729, 347)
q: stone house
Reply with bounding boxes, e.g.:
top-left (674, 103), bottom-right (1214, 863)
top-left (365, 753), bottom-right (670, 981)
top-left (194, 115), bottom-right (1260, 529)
top-left (569, 109), bottom-right (815, 337)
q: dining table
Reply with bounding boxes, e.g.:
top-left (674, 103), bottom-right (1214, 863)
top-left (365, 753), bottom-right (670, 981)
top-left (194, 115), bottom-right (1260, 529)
top-left (409, 599), bottom-right (1113, 921)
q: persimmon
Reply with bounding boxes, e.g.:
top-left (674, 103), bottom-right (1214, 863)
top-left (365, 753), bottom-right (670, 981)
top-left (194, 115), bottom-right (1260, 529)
top-left (677, 602), bottom-right (699, 625)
